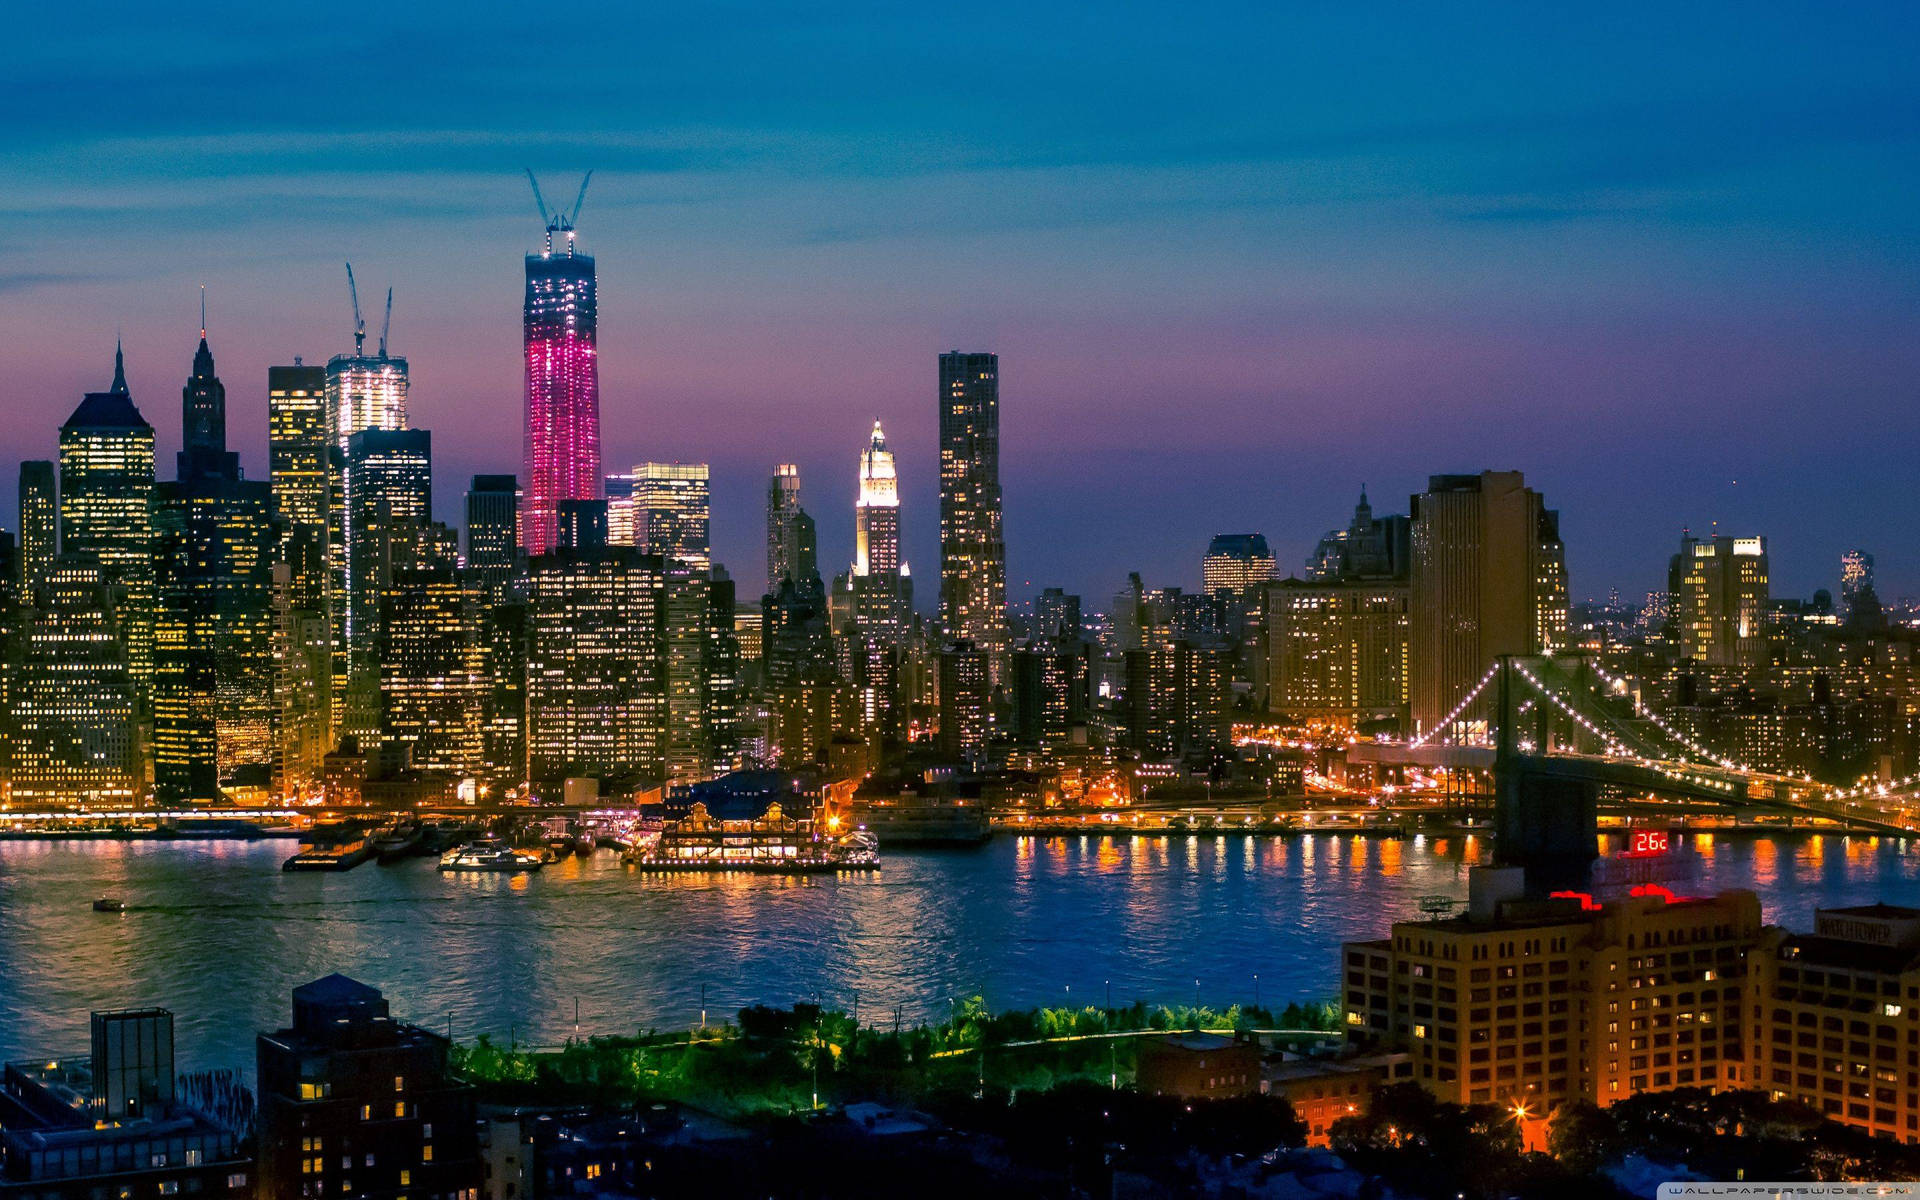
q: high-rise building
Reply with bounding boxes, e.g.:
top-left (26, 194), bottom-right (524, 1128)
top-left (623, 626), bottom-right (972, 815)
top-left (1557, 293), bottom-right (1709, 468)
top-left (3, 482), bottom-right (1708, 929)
top-left (256, 975), bottom-right (481, 1200)
top-left (663, 563), bottom-right (711, 785)
top-left (341, 429), bottom-right (432, 742)
top-left (325, 313), bottom-right (409, 735)
top-left (1034, 587), bottom-right (1082, 643)
top-left (766, 464), bottom-right (802, 588)
top-left (152, 331), bottom-right (278, 803)
top-left (847, 421), bottom-right (913, 641)
top-left (380, 522), bottom-right (484, 774)
top-left (1306, 488), bottom-right (1411, 582)
top-left (1201, 533), bottom-right (1276, 595)
top-left (937, 639), bottom-right (990, 762)
top-left (521, 192), bottom-right (601, 557)
top-left (1408, 471), bottom-right (1566, 735)
top-left (1264, 580), bottom-right (1409, 728)
top-left (938, 351), bottom-right (1007, 679)
top-left (480, 602), bottom-right (529, 791)
top-left (1839, 549), bottom-right (1875, 622)
top-left (1124, 641), bottom-right (1231, 761)
top-left (604, 470), bottom-right (635, 546)
top-left (17, 458), bottom-right (55, 598)
top-left (60, 343), bottom-right (156, 694)
top-left (703, 569), bottom-right (744, 773)
top-left (465, 474), bottom-right (520, 607)
top-left (526, 532), bottom-right (666, 789)
top-left (268, 361), bottom-right (328, 608)
top-left (632, 462), bottom-right (710, 571)
top-left (1669, 533), bottom-right (1769, 670)
top-left (8, 558), bottom-right (140, 806)
top-left (271, 562), bottom-right (332, 802)
top-left (1010, 639), bottom-right (1090, 749)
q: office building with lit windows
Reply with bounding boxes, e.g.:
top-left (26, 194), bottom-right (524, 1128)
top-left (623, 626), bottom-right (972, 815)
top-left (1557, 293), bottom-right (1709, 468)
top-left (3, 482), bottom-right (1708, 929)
top-left (464, 474), bottom-right (520, 608)
top-left (1200, 533), bottom-right (1276, 595)
top-left (1343, 868), bottom-right (1763, 1113)
top-left (1408, 471), bottom-right (1567, 735)
top-left (256, 975), bottom-right (480, 1200)
top-left (938, 352), bottom-right (1007, 679)
top-left (765, 464), bottom-right (803, 588)
top-left (325, 338), bottom-right (409, 724)
top-left (379, 523), bottom-right (485, 774)
top-left (632, 462), bottom-right (710, 572)
top-left (521, 205), bottom-right (601, 558)
top-left (1263, 579), bottom-right (1409, 728)
top-left (59, 345), bottom-right (156, 694)
top-left (7, 558), bottom-right (140, 806)
top-left (1669, 533), bottom-right (1770, 671)
top-left (340, 429), bottom-right (432, 741)
top-left (17, 459), bottom-right (55, 598)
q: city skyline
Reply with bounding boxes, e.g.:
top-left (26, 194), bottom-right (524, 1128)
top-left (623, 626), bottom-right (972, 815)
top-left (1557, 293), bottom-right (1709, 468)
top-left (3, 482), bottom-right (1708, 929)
top-left (6, 4), bottom-right (1918, 604)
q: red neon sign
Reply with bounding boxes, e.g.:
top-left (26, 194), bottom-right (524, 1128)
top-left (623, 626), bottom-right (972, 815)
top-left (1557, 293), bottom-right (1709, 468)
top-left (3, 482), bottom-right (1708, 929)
top-left (1621, 829), bottom-right (1670, 858)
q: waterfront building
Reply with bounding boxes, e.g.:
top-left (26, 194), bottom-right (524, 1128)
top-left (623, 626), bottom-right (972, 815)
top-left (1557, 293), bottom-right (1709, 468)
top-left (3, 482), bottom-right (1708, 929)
top-left (632, 462), bottom-right (711, 572)
top-left (59, 344), bottom-right (156, 694)
top-left (938, 351), bottom-right (1007, 680)
top-left (17, 459), bottom-right (55, 598)
top-left (937, 640), bottom-right (990, 762)
top-left (1010, 638), bottom-right (1091, 749)
top-left (1136, 1033), bottom-right (1261, 1100)
top-left (380, 523), bottom-right (485, 774)
top-left (256, 975), bottom-right (480, 1200)
top-left (1343, 867), bottom-right (1763, 1112)
top-left (6, 558), bottom-right (140, 805)
top-left (464, 474), bottom-right (520, 608)
top-left (1408, 471), bottom-right (1567, 735)
top-left (1201, 533), bottom-right (1276, 595)
top-left (1670, 533), bottom-right (1770, 671)
top-left (521, 195), bottom-right (601, 557)
top-left (1124, 640), bottom-right (1231, 761)
top-left (0, 1008), bottom-right (251, 1199)
top-left (151, 332), bottom-right (278, 803)
top-left (766, 463), bottom-right (802, 587)
top-left (1748, 903), bottom-right (1920, 1144)
top-left (526, 532), bottom-right (666, 790)
top-left (271, 562), bottom-right (332, 801)
top-left (341, 428), bottom-right (432, 742)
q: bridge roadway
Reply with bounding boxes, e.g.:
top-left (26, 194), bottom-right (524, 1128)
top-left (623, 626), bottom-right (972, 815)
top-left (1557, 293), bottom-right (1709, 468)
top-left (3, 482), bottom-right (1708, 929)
top-left (1346, 743), bottom-right (1920, 836)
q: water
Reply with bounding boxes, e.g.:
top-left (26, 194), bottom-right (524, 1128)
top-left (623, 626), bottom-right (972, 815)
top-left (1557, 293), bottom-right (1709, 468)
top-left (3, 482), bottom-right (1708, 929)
top-left (3, 832), bottom-right (1918, 1074)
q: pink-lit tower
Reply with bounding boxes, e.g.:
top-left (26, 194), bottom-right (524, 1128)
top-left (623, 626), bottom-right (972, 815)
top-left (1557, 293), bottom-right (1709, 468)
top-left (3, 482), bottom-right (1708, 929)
top-left (522, 171), bottom-right (602, 556)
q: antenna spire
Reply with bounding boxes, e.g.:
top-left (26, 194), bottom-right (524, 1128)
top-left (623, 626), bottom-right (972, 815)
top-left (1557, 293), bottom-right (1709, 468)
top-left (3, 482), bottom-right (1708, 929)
top-left (199, 285), bottom-right (207, 339)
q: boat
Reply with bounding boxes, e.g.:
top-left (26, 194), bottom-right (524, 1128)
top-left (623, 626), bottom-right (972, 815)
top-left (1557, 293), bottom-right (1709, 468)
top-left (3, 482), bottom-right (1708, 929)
top-left (281, 840), bottom-right (374, 872)
top-left (370, 820), bottom-right (426, 862)
top-left (91, 898), bottom-right (125, 913)
top-left (438, 838), bottom-right (545, 873)
top-left (625, 802), bottom-right (880, 874)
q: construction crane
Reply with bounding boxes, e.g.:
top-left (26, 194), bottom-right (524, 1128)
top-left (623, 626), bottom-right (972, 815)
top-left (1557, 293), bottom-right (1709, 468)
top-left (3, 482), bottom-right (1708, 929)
top-left (526, 168), bottom-right (594, 253)
top-left (379, 287), bottom-right (392, 358)
top-left (345, 262), bottom-right (366, 355)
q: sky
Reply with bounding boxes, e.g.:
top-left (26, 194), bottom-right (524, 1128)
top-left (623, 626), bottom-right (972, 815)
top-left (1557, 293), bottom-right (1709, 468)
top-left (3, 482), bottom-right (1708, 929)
top-left (4, 2), bottom-right (1917, 606)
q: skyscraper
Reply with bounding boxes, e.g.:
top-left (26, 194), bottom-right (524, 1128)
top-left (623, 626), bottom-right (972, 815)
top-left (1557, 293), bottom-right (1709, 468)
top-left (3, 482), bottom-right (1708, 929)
top-left (765, 463), bottom-right (802, 588)
top-left (632, 462), bottom-right (711, 571)
top-left (1408, 471), bottom-right (1567, 735)
top-left (268, 360), bottom-right (328, 611)
top-left (1840, 549), bottom-right (1875, 622)
top-left (152, 330), bottom-right (278, 803)
top-left (522, 184), bottom-right (601, 557)
top-left (1670, 533), bottom-right (1769, 670)
top-left (1201, 533), bottom-right (1276, 595)
top-left (938, 351), bottom-right (1007, 679)
top-left (60, 343), bottom-right (156, 694)
top-left (8, 558), bottom-right (140, 805)
top-left (856, 421), bottom-right (900, 577)
top-left (380, 522), bottom-right (484, 774)
top-left (271, 562), bottom-right (331, 802)
top-left (465, 474), bottom-right (520, 607)
top-left (18, 458), bottom-right (55, 597)
top-left (341, 428), bottom-right (431, 741)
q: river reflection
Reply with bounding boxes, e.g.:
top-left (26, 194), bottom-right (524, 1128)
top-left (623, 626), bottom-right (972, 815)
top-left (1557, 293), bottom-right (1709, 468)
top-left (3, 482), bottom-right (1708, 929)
top-left (2, 832), bottom-right (1917, 1072)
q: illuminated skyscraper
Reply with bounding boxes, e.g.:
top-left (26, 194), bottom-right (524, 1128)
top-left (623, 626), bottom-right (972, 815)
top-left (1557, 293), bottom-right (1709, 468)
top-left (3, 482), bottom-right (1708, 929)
top-left (380, 522), bottom-right (485, 774)
top-left (271, 562), bottom-right (332, 802)
top-left (341, 429), bottom-right (431, 741)
top-left (1408, 471), bottom-right (1566, 734)
top-left (633, 462), bottom-right (710, 571)
top-left (855, 421), bottom-right (900, 576)
top-left (9, 558), bottom-right (140, 806)
top-left (152, 331), bottom-right (278, 803)
top-left (766, 464), bottom-right (802, 587)
top-left (938, 351), bottom-right (1007, 680)
top-left (1840, 549), bottom-right (1875, 622)
top-left (268, 361), bottom-right (328, 610)
top-left (522, 182), bottom-right (601, 557)
top-left (1201, 533), bottom-right (1276, 595)
top-left (1670, 533), bottom-right (1769, 670)
top-left (60, 343), bottom-right (156, 694)
top-left (465, 474), bottom-right (520, 607)
top-left (18, 459), bottom-right (55, 597)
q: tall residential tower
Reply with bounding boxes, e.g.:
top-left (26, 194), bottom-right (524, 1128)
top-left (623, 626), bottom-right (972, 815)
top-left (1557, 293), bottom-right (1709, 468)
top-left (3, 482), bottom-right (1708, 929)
top-left (937, 351), bottom-right (1007, 680)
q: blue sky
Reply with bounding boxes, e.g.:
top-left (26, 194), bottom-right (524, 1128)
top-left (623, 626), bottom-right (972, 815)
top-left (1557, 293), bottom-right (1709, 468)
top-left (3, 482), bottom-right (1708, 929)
top-left (4, 2), bottom-right (1917, 602)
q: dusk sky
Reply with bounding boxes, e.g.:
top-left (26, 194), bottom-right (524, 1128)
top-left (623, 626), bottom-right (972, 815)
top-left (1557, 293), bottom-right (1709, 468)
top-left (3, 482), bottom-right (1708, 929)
top-left (6, 3), bottom-right (1917, 605)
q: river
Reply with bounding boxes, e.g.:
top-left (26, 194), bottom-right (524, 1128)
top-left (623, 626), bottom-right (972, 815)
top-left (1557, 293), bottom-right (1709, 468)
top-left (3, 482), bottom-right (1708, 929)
top-left (2, 831), bottom-right (1917, 1074)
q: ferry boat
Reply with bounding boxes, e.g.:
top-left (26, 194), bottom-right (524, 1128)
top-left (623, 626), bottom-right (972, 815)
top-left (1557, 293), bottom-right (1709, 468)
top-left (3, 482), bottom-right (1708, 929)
top-left (91, 897), bottom-right (125, 913)
top-left (282, 840), bottom-right (375, 872)
top-left (624, 802), bottom-right (879, 874)
top-left (438, 838), bottom-right (546, 873)
top-left (370, 820), bottom-right (426, 862)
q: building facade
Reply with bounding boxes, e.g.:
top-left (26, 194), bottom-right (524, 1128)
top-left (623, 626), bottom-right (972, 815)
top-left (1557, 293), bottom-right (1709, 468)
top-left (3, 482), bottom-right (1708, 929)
top-left (1670, 533), bottom-right (1770, 671)
top-left (937, 352), bottom-right (1007, 680)
top-left (521, 210), bottom-right (601, 557)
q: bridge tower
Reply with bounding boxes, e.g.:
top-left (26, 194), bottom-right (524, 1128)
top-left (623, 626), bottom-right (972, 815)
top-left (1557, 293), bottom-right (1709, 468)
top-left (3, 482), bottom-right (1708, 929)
top-left (1491, 655), bottom-right (1598, 894)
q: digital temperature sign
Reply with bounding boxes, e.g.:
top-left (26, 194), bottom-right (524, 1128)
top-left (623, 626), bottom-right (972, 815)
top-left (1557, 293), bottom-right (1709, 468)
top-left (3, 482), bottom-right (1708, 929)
top-left (1621, 829), bottom-right (1670, 858)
